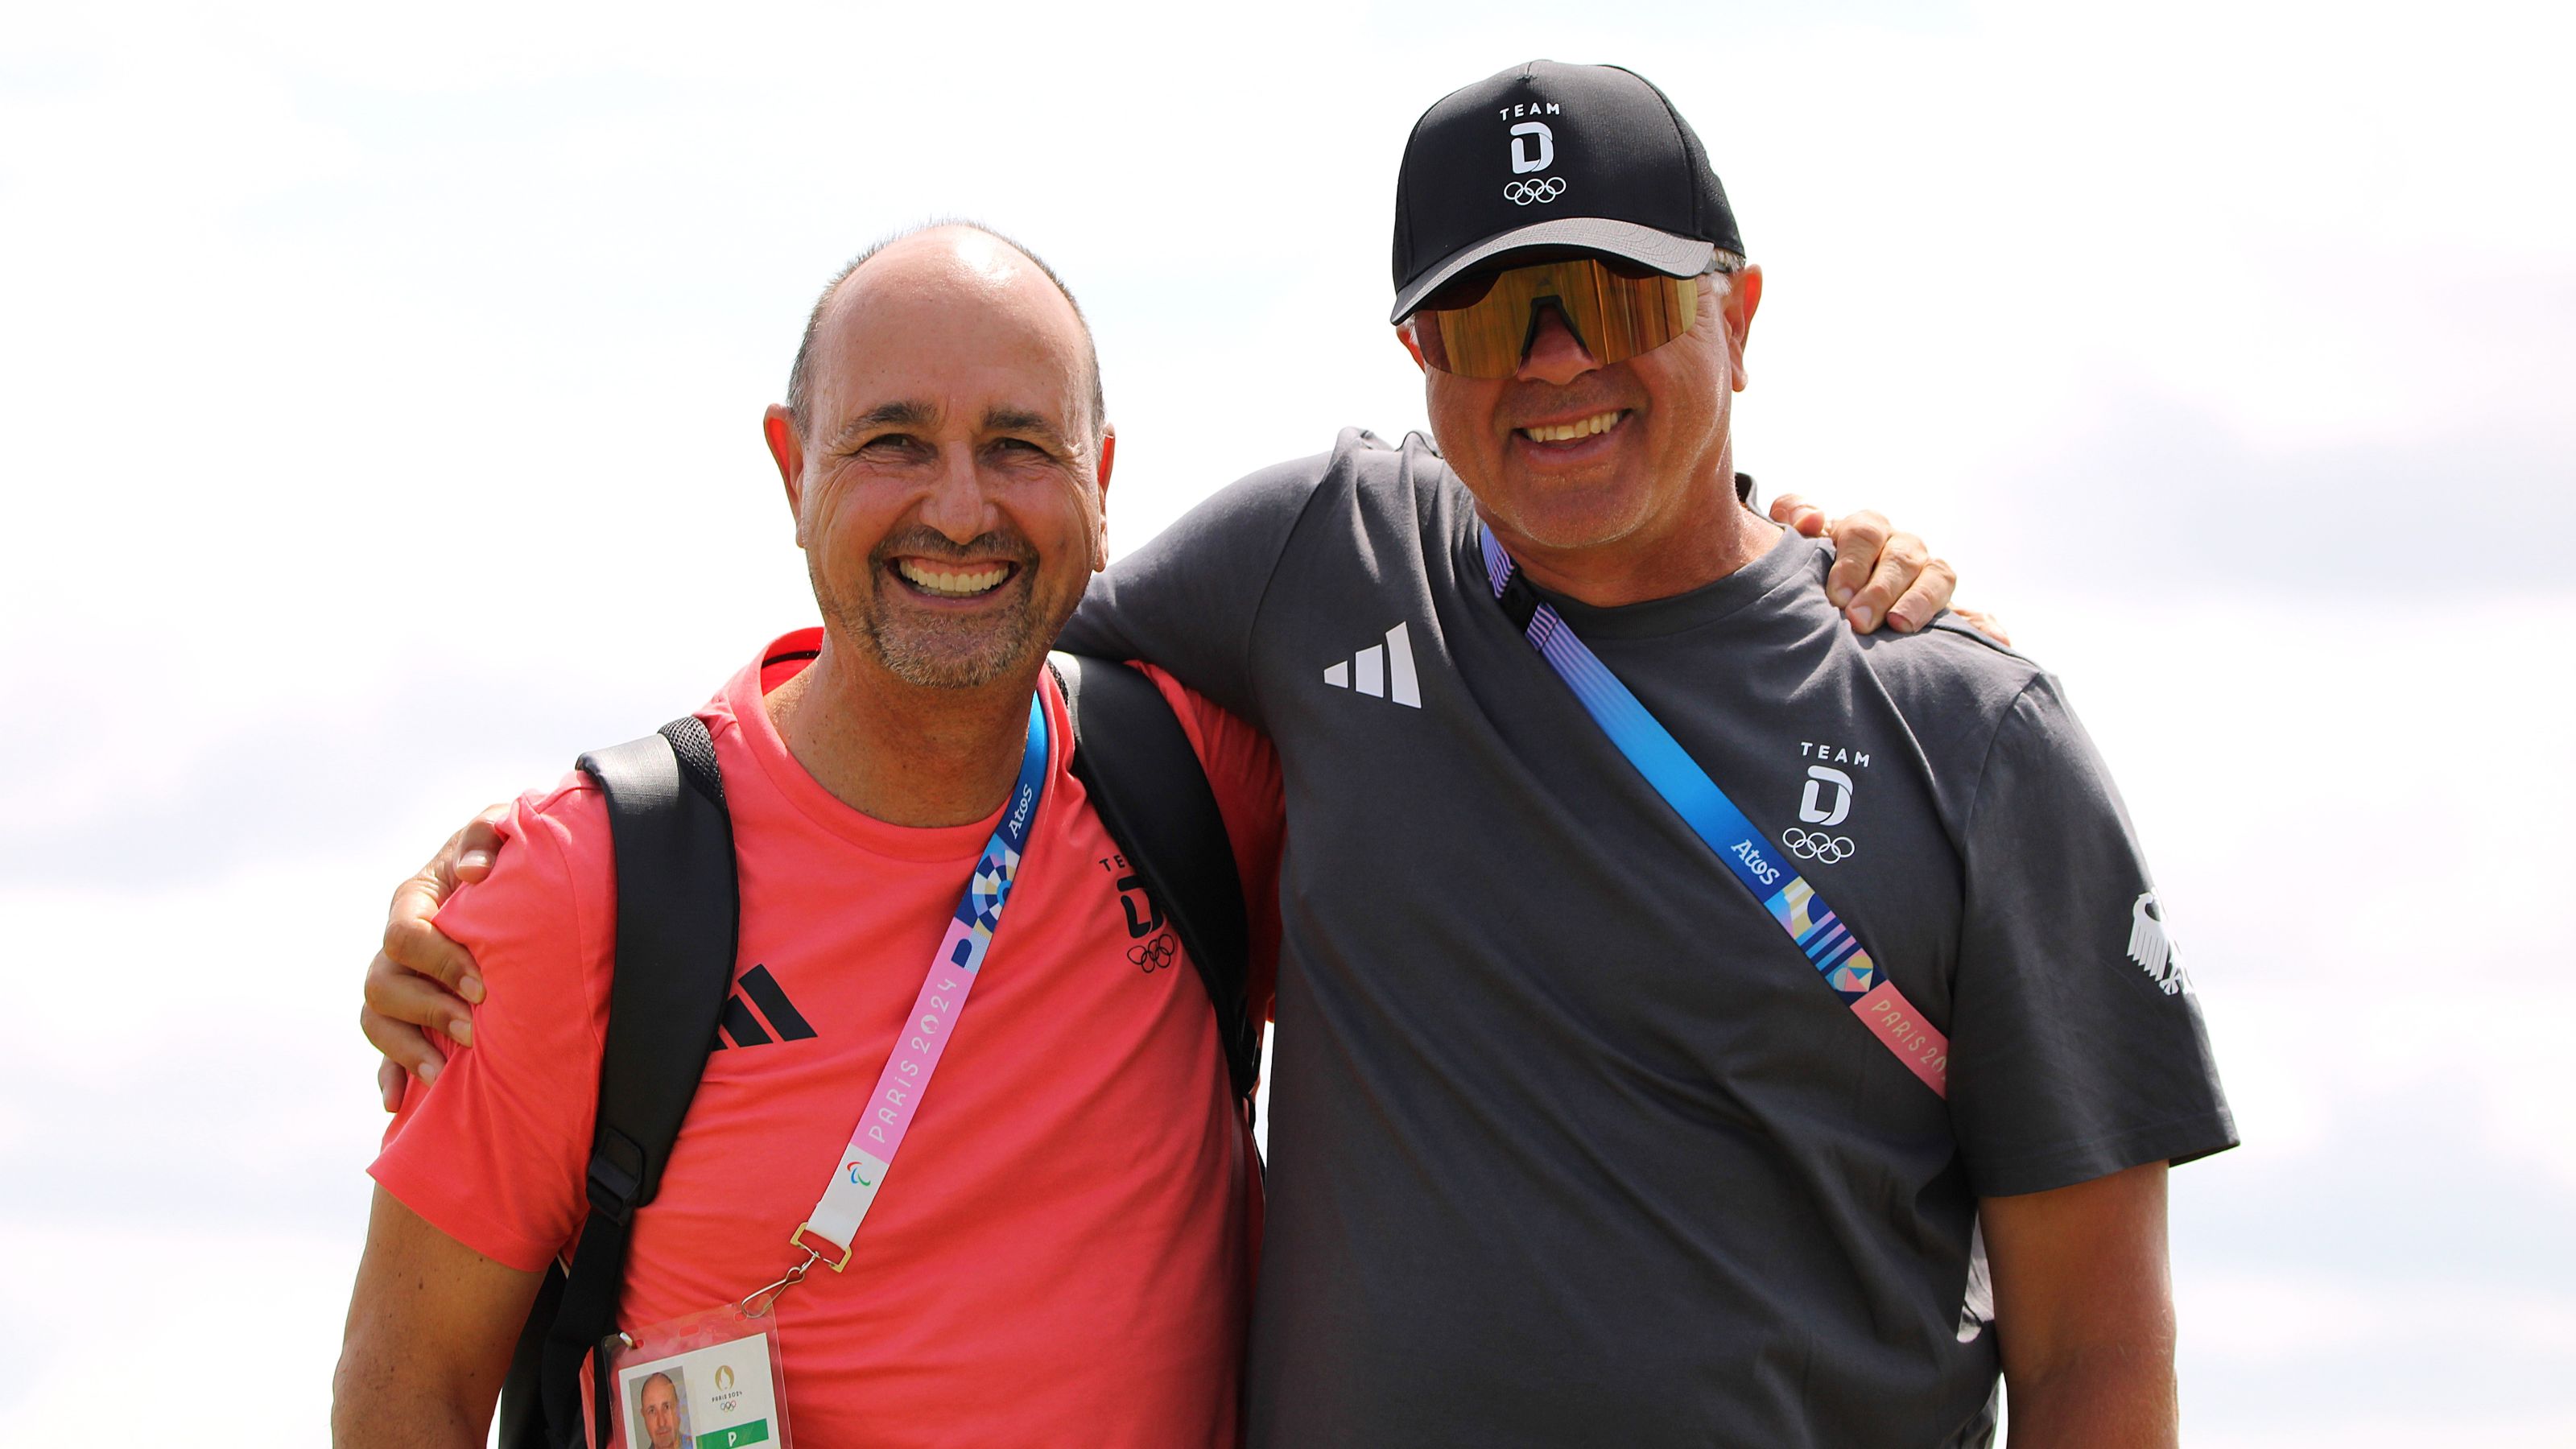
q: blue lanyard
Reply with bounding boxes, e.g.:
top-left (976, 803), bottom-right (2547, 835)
top-left (1478, 526), bottom-right (1951, 1096)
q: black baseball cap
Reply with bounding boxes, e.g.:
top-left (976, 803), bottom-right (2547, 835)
top-left (1389, 60), bottom-right (1744, 324)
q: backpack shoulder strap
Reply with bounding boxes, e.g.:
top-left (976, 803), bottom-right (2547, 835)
top-left (499, 716), bottom-right (739, 1449)
top-left (1049, 653), bottom-right (1260, 1104)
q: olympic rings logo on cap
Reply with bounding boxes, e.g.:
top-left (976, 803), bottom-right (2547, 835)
top-left (1781, 828), bottom-right (1856, 864)
top-left (1503, 177), bottom-right (1567, 205)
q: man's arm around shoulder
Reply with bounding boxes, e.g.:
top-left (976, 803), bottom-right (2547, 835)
top-left (333, 1184), bottom-right (543, 1447)
top-left (337, 782), bottom-right (604, 1446)
top-left (1058, 448), bottom-right (1340, 720)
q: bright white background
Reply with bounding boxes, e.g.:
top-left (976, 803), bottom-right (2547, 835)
top-left (3, 2), bottom-right (2570, 1443)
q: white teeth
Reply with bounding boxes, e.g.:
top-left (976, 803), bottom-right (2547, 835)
top-left (897, 560), bottom-right (1011, 597)
top-left (1519, 410), bottom-right (1623, 444)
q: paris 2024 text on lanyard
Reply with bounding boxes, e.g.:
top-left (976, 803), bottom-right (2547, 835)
top-left (601, 691), bottom-right (1051, 1449)
top-left (786, 689), bottom-right (1052, 1274)
top-left (1480, 526), bottom-right (1950, 1096)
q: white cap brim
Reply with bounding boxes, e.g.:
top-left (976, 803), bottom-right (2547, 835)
top-left (1389, 219), bottom-right (1716, 324)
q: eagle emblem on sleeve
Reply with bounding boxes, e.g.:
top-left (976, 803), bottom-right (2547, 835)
top-left (2126, 891), bottom-right (2190, 995)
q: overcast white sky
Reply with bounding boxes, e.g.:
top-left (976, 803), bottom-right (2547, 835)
top-left (4, 2), bottom-right (2571, 1443)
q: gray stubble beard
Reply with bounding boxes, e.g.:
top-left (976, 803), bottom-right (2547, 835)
top-left (815, 561), bottom-right (1059, 692)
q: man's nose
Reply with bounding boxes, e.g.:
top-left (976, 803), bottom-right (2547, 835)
top-left (918, 444), bottom-right (995, 542)
top-left (1515, 303), bottom-right (1600, 386)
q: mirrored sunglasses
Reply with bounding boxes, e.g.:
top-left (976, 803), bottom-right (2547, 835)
top-left (1408, 255), bottom-right (1703, 379)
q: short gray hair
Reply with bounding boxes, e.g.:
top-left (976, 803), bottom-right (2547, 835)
top-left (783, 220), bottom-right (1108, 443)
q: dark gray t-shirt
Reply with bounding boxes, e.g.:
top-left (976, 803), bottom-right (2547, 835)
top-left (1063, 430), bottom-right (2234, 1448)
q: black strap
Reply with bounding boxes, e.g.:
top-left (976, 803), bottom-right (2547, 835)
top-left (1050, 653), bottom-right (1261, 1104)
top-left (496, 1263), bottom-right (563, 1447)
top-left (499, 717), bottom-right (739, 1449)
top-left (501, 671), bottom-right (1249, 1442)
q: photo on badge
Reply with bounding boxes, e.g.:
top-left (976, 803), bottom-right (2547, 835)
top-left (609, 1304), bottom-right (791, 1449)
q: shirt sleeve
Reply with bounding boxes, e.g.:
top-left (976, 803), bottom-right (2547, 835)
top-left (1059, 452), bottom-right (1331, 729)
top-left (369, 777), bottom-right (613, 1273)
top-left (1137, 663), bottom-right (1286, 1025)
top-left (1946, 675), bottom-right (2238, 1199)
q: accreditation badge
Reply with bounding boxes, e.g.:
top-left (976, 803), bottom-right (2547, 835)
top-left (605, 1304), bottom-right (792, 1449)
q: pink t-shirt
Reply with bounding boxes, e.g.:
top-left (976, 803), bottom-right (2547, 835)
top-left (372, 630), bottom-right (1283, 1447)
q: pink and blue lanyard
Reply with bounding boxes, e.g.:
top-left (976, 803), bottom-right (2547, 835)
top-left (776, 691), bottom-right (1051, 1280)
top-left (1480, 527), bottom-right (1951, 1096)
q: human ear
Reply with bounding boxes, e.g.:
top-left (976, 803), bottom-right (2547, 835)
top-left (762, 405), bottom-right (808, 545)
top-left (1397, 322), bottom-right (1430, 374)
top-left (1091, 427), bottom-right (1117, 572)
top-left (1723, 264), bottom-right (1764, 392)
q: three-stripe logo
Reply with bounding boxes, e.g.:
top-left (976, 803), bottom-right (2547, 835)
top-left (1323, 621), bottom-right (1422, 708)
top-left (712, 964), bottom-right (818, 1049)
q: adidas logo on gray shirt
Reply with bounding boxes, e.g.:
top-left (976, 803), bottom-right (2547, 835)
top-left (1321, 621), bottom-right (1422, 707)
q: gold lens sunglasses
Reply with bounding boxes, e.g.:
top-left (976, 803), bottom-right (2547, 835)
top-left (1406, 254), bottom-right (1728, 379)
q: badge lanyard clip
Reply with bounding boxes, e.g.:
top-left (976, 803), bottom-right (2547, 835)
top-left (738, 1245), bottom-right (825, 1320)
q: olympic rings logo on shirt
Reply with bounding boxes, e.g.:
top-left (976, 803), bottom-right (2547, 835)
top-left (1503, 177), bottom-right (1567, 205)
top-left (1781, 828), bottom-right (1856, 863)
top-left (1129, 933), bottom-right (1179, 972)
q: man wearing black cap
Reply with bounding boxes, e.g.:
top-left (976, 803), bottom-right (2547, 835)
top-left (362, 60), bottom-right (2229, 1448)
top-left (1060, 60), bottom-right (2233, 1447)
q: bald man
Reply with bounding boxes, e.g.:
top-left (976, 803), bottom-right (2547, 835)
top-left (638, 1374), bottom-right (685, 1449)
top-left (331, 225), bottom-right (1286, 1447)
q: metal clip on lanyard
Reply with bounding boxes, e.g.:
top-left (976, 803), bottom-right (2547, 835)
top-left (1478, 527), bottom-right (1951, 1096)
top-left (739, 689), bottom-right (1053, 1318)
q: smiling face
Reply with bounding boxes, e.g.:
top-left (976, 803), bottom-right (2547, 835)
top-left (1405, 262), bottom-right (1764, 601)
top-left (766, 227), bottom-right (1111, 692)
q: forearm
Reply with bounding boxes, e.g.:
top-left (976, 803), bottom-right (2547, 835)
top-left (2004, 1339), bottom-right (2178, 1447)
